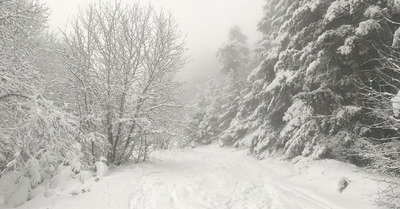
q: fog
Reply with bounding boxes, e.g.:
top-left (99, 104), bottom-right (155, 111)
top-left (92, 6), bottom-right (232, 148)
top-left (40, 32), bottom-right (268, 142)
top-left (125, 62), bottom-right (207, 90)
top-left (44, 0), bottom-right (264, 81)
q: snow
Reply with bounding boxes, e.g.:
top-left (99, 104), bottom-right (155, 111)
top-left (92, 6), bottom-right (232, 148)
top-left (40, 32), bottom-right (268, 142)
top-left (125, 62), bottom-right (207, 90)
top-left (26, 158), bottom-right (42, 188)
top-left (356, 19), bottom-right (380, 36)
top-left (265, 75), bottom-right (282, 93)
top-left (247, 64), bottom-right (262, 83)
top-left (79, 171), bottom-right (93, 183)
top-left (0, 172), bottom-right (19, 206)
top-left (49, 167), bottom-right (76, 191)
top-left (94, 161), bottom-right (108, 177)
top-left (282, 100), bottom-right (312, 132)
top-left (338, 36), bottom-right (356, 55)
top-left (395, 0), bottom-right (400, 12)
top-left (306, 0), bottom-right (321, 12)
top-left (364, 5), bottom-right (381, 19)
top-left (2, 144), bottom-right (391, 209)
top-left (29, 186), bottom-right (45, 200)
top-left (392, 91), bottom-right (400, 118)
top-left (99, 156), bottom-right (107, 162)
top-left (393, 27), bottom-right (400, 48)
top-left (325, 1), bottom-right (350, 22)
top-left (6, 179), bottom-right (30, 208)
top-left (70, 159), bottom-right (81, 174)
top-left (306, 60), bottom-right (319, 76)
top-left (336, 105), bottom-right (362, 119)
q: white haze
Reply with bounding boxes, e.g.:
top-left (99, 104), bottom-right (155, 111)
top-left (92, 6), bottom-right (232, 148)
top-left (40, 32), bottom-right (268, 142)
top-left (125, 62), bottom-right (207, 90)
top-left (44, 0), bottom-right (264, 81)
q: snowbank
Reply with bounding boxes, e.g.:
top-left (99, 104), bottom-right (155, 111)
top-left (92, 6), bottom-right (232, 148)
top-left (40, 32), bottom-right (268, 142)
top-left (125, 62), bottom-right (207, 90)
top-left (5, 179), bottom-right (30, 208)
top-left (0, 163), bottom-right (97, 209)
top-left (3, 145), bottom-right (392, 209)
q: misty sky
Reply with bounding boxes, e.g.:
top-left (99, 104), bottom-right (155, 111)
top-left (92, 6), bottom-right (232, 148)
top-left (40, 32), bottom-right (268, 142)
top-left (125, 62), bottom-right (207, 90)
top-left (44, 0), bottom-right (265, 81)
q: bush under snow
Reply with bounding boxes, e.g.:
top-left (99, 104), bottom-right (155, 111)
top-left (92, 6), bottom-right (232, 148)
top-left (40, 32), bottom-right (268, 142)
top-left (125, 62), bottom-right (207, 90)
top-left (94, 160), bottom-right (108, 177)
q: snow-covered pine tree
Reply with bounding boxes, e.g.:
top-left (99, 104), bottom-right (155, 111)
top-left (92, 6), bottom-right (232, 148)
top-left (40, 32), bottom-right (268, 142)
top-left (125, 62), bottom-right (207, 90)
top-left (217, 26), bottom-right (250, 81)
top-left (188, 26), bottom-right (251, 146)
top-left (217, 26), bottom-right (251, 133)
top-left (187, 78), bottom-right (222, 145)
top-left (228, 0), bottom-right (400, 162)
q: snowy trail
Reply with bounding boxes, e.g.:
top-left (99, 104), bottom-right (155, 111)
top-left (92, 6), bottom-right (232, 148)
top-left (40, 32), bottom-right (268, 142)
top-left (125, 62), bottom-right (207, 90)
top-left (16, 145), bottom-right (381, 209)
top-left (110, 146), bottom-right (335, 209)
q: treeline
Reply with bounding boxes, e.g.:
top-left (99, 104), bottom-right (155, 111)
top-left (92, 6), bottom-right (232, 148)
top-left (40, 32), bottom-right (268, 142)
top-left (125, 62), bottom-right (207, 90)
top-left (0, 0), bottom-right (186, 181)
top-left (188, 1), bottom-right (400, 207)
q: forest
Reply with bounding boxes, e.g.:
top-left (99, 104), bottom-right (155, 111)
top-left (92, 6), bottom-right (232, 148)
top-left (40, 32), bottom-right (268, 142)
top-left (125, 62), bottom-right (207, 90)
top-left (2, 0), bottom-right (400, 208)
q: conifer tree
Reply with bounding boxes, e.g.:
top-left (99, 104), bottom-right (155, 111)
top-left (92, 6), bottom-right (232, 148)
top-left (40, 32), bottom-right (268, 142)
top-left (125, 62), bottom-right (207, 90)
top-left (188, 26), bottom-right (251, 145)
top-left (227, 0), bottom-right (400, 162)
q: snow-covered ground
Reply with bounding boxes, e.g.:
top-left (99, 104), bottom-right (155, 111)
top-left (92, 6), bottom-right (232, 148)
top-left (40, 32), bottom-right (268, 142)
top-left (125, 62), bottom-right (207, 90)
top-left (1, 145), bottom-right (390, 209)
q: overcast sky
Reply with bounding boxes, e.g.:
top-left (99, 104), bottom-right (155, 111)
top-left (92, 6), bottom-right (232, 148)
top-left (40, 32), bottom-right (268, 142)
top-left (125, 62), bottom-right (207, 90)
top-left (44, 0), bottom-right (265, 80)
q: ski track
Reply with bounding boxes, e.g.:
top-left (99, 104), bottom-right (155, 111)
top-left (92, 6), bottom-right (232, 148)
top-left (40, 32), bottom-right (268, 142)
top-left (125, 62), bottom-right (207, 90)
top-left (104, 146), bottom-right (335, 209)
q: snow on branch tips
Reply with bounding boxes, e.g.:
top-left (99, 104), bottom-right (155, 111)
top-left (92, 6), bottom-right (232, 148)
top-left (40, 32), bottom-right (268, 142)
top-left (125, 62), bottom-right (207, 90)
top-left (62, 0), bottom-right (186, 164)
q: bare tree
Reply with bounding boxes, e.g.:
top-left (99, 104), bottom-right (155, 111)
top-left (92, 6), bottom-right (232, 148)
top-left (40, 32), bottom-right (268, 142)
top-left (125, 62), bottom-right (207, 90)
top-left (350, 24), bottom-right (400, 207)
top-left (61, 0), bottom-right (186, 164)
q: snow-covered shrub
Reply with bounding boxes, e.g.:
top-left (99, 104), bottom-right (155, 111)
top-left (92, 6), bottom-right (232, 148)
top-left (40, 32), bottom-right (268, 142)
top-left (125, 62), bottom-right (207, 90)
top-left (50, 166), bottom-right (75, 191)
top-left (0, 0), bottom-right (81, 185)
top-left (337, 177), bottom-right (350, 193)
top-left (70, 159), bottom-right (82, 175)
top-left (79, 132), bottom-right (108, 165)
top-left (0, 95), bottom-right (81, 192)
top-left (94, 161), bottom-right (108, 177)
top-left (26, 158), bottom-right (42, 188)
top-left (37, 151), bottom-right (58, 180)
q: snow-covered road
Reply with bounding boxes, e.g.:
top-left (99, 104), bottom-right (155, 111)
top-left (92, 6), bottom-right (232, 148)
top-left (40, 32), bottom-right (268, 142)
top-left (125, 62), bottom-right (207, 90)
top-left (122, 147), bottom-right (330, 209)
top-left (16, 145), bottom-right (383, 209)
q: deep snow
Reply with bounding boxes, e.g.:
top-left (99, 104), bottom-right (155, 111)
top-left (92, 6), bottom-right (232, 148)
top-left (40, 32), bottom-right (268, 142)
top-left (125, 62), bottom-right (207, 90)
top-left (2, 144), bottom-right (390, 209)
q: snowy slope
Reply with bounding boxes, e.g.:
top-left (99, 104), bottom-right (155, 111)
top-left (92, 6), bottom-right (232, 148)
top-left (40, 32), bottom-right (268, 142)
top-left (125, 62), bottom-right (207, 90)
top-left (7, 145), bottom-right (389, 209)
